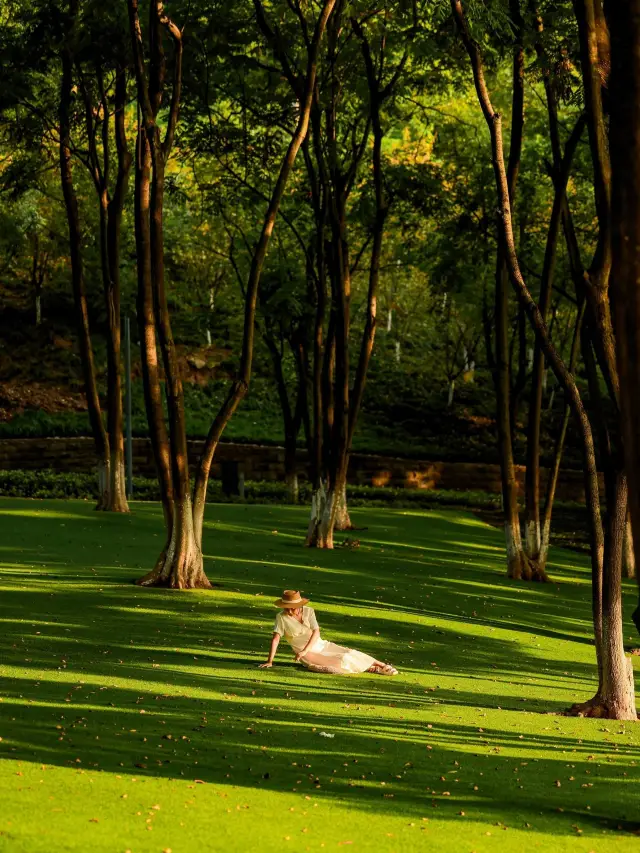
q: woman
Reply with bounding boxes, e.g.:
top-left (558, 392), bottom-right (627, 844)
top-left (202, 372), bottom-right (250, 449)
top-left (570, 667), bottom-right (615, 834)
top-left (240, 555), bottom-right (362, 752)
top-left (258, 590), bottom-right (398, 675)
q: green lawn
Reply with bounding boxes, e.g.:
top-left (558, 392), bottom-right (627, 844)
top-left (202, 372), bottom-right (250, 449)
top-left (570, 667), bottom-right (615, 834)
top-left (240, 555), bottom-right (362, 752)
top-left (1, 499), bottom-right (639, 853)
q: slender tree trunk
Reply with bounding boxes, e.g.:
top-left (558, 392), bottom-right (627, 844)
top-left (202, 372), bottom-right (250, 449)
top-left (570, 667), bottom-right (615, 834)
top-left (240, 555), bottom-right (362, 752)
top-left (103, 70), bottom-right (131, 513)
top-left (525, 117), bottom-right (585, 561)
top-left (304, 118), bottom-right (328, 538)
top-left (319, 6), bottom-right (353, 548)
top-left (284, 443), bottom-right (299, 504)
top-left (59, 19), bottom-right (110, 510)
top-left (77, 63), bottom-right (130, 513)
top-left (307, 15), bottom-right (405, 547)
top-left (596, 474), bottom-right (637, 718)
top-left (451, 0), bottom-right (637, 718)
top-left (307, 312), bottom-right (335, 546)
top-left (489, 0), bottom-right (542, 580)
top-left (31, 236), bottom-right (44, 326)
top-left (509, 300), bottom-right (527, 446)
top-left (539, 299), bottom-right (586, 567)
top-left (623, 515), bottom-right (636, 580)
top-left (150, 128), bottom-right (208, 587)
top-left (132, 124), bottom-right (174, 563)
top-left (266, 334), bottom-right (300, 504)
top-left (130, 0), bottom-right (337, 584)
top-left (496, 256), bottom-right (539, 579)
top-left (609, 0), bottom-right (640, 640)
top-left (138, 7), bottom-right (207, 589)
top-left (320, 220), bottom-right (351, 545)
top-left (192, 0), bottom-right (337, 549)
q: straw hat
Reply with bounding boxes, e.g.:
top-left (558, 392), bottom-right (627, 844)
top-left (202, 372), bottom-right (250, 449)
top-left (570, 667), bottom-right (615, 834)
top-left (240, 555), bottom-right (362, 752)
top-left (275, 589), bottom-right (309, 608)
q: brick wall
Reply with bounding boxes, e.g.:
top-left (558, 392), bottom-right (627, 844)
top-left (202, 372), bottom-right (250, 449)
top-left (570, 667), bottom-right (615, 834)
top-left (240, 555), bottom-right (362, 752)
top-left (0, 436), bottom-right (592, 501)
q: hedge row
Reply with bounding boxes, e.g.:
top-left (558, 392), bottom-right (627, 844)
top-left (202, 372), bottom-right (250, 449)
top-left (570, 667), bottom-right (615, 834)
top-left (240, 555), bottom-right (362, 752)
top-left (0, 468), bottom-right (508, 509)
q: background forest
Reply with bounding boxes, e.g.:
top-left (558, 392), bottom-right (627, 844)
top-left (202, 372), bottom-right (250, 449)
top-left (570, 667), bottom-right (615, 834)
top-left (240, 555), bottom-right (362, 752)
top-left (0, 0), bottom-right (592, 474)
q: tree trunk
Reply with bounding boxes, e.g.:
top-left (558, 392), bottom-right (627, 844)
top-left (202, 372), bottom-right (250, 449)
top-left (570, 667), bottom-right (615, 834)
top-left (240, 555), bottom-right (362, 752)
top-left (451, 0), bottom-right (620, 714)
top-left (539, 299), bottom-right (586, 568)
top-left (609, 0), bottom-right (640, 599)
top-left (496, 258), bottom-right (539, 580)
top-left (59, 17), bottom-right (110, 510)
top-left (129, 0), bottom-right (336, 584)
top-left (32, 237), bottom-right (44, 326)
top-left (142, 15), bottom-right (208, 588)
top-left (103, 69), bottom-right (131, 513)
top-left (284, 430), bottom-right (299, 504)
top-left (305, 480), bottom-right (328, 546)
top-left (509, 300), bottom-right (528, 445)
top-left (334, 480), bottom-right (353, 531)
top-left (132, 124), bottom-right (174, 537)
top-left (574, 474), bottom-right (637, 719)
top-left (97, 196), bottom-right (129, 514)
top-left (138, 493), bottom-right (209, 589)
top-left (447, 379), bottom-right (455, 407)
top-left (623, 514), bottom-right (636, 580)
top-left (491, 0), bottom-right (537, 580)
top-left (525, 117), bottom-right (585, 562)
top-left (286, 469), bottom-right (299, 504)
top-left (264, 333), bottom-right (302, 505)
top-left (306, 480), bottom-right (337, 549)
top-left (191, 0), bottom-right (337, 549)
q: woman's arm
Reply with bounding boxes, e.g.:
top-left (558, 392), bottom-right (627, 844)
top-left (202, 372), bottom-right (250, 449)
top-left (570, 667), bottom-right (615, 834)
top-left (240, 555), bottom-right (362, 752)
top-left (259, 632), bottom-right (281, 668)
top-left (295, 628), bottom-right (320, 662)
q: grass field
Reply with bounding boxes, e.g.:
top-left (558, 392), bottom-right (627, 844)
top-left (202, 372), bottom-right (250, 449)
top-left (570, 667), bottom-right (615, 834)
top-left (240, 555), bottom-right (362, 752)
top-left (1, 498), bottom-right (640, 853)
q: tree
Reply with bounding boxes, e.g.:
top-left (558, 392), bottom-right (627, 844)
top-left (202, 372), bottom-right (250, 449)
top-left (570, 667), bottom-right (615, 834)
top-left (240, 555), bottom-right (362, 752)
top-left (1, 0), bottom-right (133, 510)
top-left (451, 0), bottom-right (636, 719)
top-left (73, 8), bottom-right (133, 512)
top-left (59, 0), bottom-right (118, 510)
top-left (285, 1), bottom-right (414, 547)
top-left (609, 1), bottom-right (640, 630)
top-left (128, 0), bottom-right (336, 587)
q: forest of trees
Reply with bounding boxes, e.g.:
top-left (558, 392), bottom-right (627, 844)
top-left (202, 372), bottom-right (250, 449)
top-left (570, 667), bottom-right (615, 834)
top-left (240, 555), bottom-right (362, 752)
top-left (2, 0), bottom-right (640, 720)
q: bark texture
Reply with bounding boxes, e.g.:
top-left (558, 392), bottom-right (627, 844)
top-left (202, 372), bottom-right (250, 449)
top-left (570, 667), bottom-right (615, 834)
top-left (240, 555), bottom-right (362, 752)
top-left (59, 5), bottom-right (110, 510)
top-left (609, 0), bottom-right (640, 655)
top-left (129, 0), bottom-right (336, 583)
top-left (452, 0), bottom-right (637, 719)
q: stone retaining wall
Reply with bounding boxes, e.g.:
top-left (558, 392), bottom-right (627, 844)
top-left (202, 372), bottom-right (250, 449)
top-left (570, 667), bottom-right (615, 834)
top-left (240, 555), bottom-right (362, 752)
top-left (0, 436), bottom-right (592, 501)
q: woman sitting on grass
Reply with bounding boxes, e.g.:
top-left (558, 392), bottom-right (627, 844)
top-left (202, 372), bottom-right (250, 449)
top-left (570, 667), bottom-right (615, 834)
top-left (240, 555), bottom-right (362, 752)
top-left (259, 590), bottom-right (398, 676)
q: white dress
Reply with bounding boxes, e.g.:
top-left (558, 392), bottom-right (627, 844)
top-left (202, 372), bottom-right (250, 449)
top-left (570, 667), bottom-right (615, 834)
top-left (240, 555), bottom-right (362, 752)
top-left (274, 606), bottom-right (376, 675)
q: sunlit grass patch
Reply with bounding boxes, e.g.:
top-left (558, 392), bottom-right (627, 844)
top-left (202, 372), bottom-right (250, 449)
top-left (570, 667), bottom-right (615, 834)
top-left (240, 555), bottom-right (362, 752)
top-left (0, 497), bottom-right (639, 852)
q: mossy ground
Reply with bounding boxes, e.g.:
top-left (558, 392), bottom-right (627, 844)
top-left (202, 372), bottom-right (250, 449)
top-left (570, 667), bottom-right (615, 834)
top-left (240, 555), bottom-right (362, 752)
top-left (1, 498), bottom-right (639, 852)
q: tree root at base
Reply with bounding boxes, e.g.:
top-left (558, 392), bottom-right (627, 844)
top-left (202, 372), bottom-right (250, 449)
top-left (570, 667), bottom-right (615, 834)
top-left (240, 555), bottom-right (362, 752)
top-left (564, 695), bottom-right (639, 720)
top-left (135, 548), bottom-right (213, 590)
top-left (508, 553), bottom-right (550, 583)
top-left (136, 575), bottom-right (213, 590)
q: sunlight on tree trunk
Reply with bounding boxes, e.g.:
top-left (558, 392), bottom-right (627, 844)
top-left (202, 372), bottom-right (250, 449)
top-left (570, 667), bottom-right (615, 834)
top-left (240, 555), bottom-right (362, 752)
top-left (333, 481), bottom-right (353, 531)
top-left (451, 0), bottom-right (637, 718)
top-left (623, 515), bottom-right (636, 579)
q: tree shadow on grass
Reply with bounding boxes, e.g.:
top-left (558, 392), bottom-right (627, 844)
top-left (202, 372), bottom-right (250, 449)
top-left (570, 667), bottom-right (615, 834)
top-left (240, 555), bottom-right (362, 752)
top-left (2, 663), bottom-right (640, 839)
top-left (2, 498), bottom-right (640, 841)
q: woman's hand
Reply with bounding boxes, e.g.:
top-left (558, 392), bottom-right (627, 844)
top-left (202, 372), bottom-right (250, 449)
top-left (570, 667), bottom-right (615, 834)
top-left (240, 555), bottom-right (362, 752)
top-left (258, 661), bottom-right (273, 668)
top-left (294, 651), bottom-right (305, 663)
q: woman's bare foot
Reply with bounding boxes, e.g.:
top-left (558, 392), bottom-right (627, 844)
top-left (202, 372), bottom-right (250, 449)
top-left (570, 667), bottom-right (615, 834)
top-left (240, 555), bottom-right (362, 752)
top-left (368, 663), bottom-right (399, 676)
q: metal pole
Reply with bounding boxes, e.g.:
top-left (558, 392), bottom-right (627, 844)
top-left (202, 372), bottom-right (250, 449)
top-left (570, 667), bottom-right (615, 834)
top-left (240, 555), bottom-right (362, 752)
top-left (124, 315), bottom-right (133, 500)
